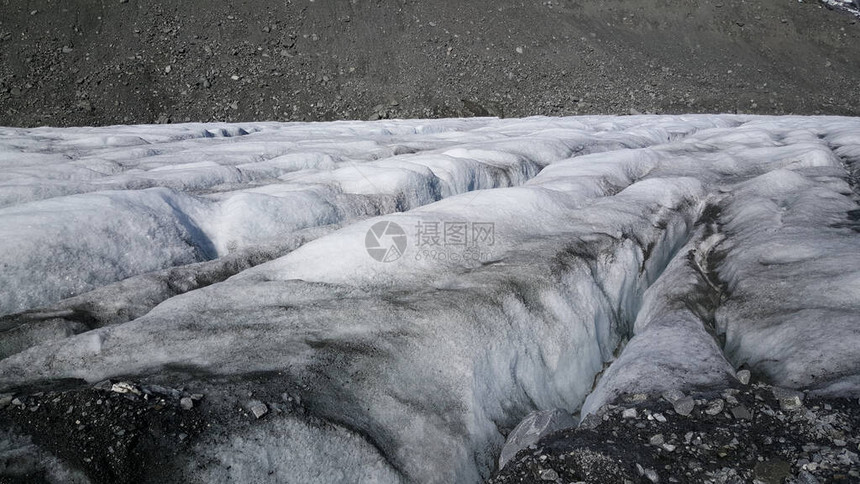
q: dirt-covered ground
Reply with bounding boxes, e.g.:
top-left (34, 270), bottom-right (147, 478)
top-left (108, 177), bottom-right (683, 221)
top-left (491, 381), bottom-right (860, 484)
top-left (4, 376), bottom-right (859, 483)
top-left (0, 0), bottom-right (859, 127)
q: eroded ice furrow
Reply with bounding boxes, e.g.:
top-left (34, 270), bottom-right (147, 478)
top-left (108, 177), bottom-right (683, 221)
top-left (581, 220), bottom-right (736, 416)
top-left (712, 169), bottom-right (860, 392)
top-left (0, 117), bottom-right (702, 208)
top-left (582, 116), bottom-right (860, 415)
top-left (824, 125), bottom-right (860, 194)
top-left (0, 226), bottom-right (337, 360)
top-left (1, 116), bottom-right (859, 484)
top-left (0, 117), bottom-right (717, 318)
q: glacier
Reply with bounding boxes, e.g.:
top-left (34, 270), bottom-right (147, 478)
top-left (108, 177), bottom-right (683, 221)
top-left (823, 0), bottom-right (860, 17)
top-left (0, 115), bottom-right (858, 483)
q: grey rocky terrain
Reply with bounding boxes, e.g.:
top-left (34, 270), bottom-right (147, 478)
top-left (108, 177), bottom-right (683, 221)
top-left (492, 378), bottom-right (860, 484)
top-left (0, 0), bottom-right (859, 127)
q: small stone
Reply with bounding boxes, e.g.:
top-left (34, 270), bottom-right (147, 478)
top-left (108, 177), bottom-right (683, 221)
top-left (622, 408), bottom-right (638, 419)
top-left (754, 459), bottom-right (791, 484)
top-left (802, 444), bottom-right (819, 453)
top-left (644, 468), bottom-right (659, 482)
top-left (780, 395), bottom-right (803, 412)
top-left (673, 396), bottom-right (695, 416)
top-left (662, 443), bottom-right (676, 452)
top-left (539, 468), bottom-right (558, 481)
top-left (736, 369), bottom-right (751, 385)
top-left (731, 405), bottom-right (753, 420)
top-left (833, 439), bottom-right (846, 447)
top-left (636, 465), bottom-right (659, 482)
top-left (650, 434), bottom-right (665, 446)
top-left (180, 397), bottom-right (194, 410)
top-left (249, 401), bottom-right (268, 419)
top-left (515, 47), bottom-right (524, 54)
top-left (11, 398), bottom-right (23, 406)
top-left (77, 100), bottom-right (93, 112)
top-left (0, 395), bottom-right (12, 408)
top-left (164, 65), bottom-right (172, 73)
top-left (111, 382), bottom-right (140, 395)
top-left (772, 387), bottom-right (804, 402)
top-left (61, 46), bottom-right (74, 53)
top-left (93, 380), bottom-right (113, 391)
top-left (662, 389), bottom-right (685, 403)
top-left (705, 399), bottom-right (725, 416)
top-left (796, 470), bottom-right (820, 484)
top-left (653, 413), bottom-right (667, 423)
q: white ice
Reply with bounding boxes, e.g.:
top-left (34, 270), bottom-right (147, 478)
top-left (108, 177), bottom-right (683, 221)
top-left (0, 115), bottom-right (859, 483)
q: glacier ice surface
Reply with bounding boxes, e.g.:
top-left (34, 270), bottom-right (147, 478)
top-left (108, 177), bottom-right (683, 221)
top-left (0, 115), bottom-right (859, 482)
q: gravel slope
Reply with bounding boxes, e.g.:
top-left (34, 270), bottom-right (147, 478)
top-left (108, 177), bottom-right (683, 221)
top-left (0, 0), bottom-right (859, 127)
top-left (491, 381), bottom-right (860, 484)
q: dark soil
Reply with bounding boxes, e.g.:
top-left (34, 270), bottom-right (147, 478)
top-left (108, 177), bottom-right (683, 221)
top-left (491, 383), bottom-right (860, 484)
top-left (0, 382), bottom-right (206, 484)
top-left (0, 371), bottom-right (321, 484)
top-left (0, 0), bottom-right (859, 127)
